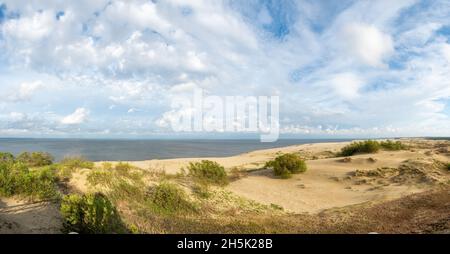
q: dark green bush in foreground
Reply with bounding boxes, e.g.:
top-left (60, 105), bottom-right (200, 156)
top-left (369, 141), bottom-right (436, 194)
top-left (146, 182), bottom-right (197, 215)
top-left (17, 152), bottom-right (54, 167)
top-left (339, 140), bottom-right (381, 156)
top-left (447, 163), bottom-right (450, 171)
top-left (188, 160), bottom-right (228, 185)
top-left (265, 153), bottom-right (307, 178)
top-left (60, 193), bottom-right (127, 234)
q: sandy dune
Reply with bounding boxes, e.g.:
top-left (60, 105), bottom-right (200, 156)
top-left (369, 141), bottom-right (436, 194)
top-left (99, 139), bottom-right (450, 214)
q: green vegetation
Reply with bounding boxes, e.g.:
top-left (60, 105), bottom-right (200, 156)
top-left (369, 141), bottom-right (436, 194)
top-left (0, 152), bottom-right (15, 163)
top-left (187, 160), bottom-right (228, 185)
top-left (339, 140), bottom-right (381, 156)
top-left (339, 140), bottom-right (407, 156)
top-left (17, 152), bottom-right (54, 167)
top-left (380, 140), bottom-right (407, 150)
top-left (446, 163), bottom-right (450, 171)
top-left (60, 156), bottom-right (94, 170)
top-left (58, 156), bottom-right (95, 179)
top-left (146, 182), bottom-right (197, 215)
top-left (265, 153), bottom-right (307, 178)
top-left (60, 193), bottom-right (127, 234)
top-left (0, 161), bottom-right (59, 200)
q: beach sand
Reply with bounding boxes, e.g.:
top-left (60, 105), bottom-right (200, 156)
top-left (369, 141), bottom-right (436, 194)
top-left (96, 139), bottom-right (450, 213)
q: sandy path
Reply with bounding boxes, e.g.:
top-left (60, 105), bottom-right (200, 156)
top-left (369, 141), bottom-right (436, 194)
top-left (0, 198), bottom-right (62, 234)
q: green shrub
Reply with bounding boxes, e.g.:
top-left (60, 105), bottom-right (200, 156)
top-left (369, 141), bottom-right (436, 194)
top-left (0, 152), bottom-right (15, 163)
top-left (339, 140), bottom-right (381, 156)
top-left (0, 161), bottom-right (59, 199)
top-left (265, 153), bottom-right (307, 178)
top-left (187, 160), bottom-right (228, 185)
top-left (146, 182), bottom-right (197, 214)
top-left (446, 163), bottom-right (450, 171)
top-left (17, 152), bottom-right (54, 167)
top-left (380, 140), bottom-right (406, 150)
top-left (60, 156), bottom-right (94, 170)
top-left (60, 193), bottom-right (127, 234)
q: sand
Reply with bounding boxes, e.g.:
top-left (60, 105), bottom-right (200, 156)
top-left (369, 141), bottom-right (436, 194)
top-left (0, 198), bottom-right (61, 234)
top-left (98, 139), bottom-right (450, 214)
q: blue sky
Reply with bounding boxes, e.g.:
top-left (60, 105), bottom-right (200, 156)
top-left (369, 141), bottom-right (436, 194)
top-left (0, 0), bottom-right (449, 138)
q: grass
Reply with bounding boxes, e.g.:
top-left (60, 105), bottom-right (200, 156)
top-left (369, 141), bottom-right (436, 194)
top-left (265, 153), bottom-right (307, 178)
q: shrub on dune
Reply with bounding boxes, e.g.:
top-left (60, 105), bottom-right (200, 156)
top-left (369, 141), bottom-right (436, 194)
top-left (0, 161), bottom-right (59, 199)
top-left (265, 153), bottom-right (307, 179)
top-left (339, 140), bottom-right (381, 156)
top-left (17, 152), bottom-right (54, 167)
top-left (0, 152), bottom-right (15, 163)
top-left (60, 156), bottom-right (94, 170)
top-left (380, 140), bottom-right (406, 150)
top-left (146, 182), bottom-right (197, 215)
top-left (60, 192), bottom-right (127, 234)
top-left (187, 160), bottom-right (228, 185)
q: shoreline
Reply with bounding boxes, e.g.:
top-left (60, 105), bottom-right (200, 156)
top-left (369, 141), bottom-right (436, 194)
top-left (97, 140), bottom-right (355, 174)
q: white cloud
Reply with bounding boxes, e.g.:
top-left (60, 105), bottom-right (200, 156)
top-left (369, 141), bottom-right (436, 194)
top-left (61, 108), bottom-right (90, 125)
top-left (340, 23), bottom-right (394, 67)
top-left (442, 43), bottom-right (450, 62)
top-left (9, 81), bottom-right (43, 101)
top-left (329, 73), bottom-right (364, 99)
top-left (0, 0), bottom-right (449, 137)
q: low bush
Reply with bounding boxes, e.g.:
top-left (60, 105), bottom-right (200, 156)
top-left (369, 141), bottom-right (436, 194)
top-left (446, 163), bottom-right (450, 171)
top-left (60, 193), bottom-right (127, 234)
top-left (187, 160), bottom-right (228, 185)
top-left (339, 140), bottom-right (381, 156)
top-left (146, 182), bottom-right (197, 215)
top-left (0, 152), bottom-right (15, 163)
top-left (380, 140), bottom-right (406, 150)
top-left (265, 153), bottom-right (307, 178)
top-left (17, 152), bottom-right (53, 167)
top-left (60, 156), bottom-right (94, 170)
top-left (0, 161), bottom-right (59, 199)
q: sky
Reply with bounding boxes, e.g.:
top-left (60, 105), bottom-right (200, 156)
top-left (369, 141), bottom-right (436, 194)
top-left (0, 0), bottom-right (449, 139)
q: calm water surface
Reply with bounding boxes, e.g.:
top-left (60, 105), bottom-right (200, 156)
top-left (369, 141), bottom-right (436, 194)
top-left (0, 138), bottom-right (351, 161)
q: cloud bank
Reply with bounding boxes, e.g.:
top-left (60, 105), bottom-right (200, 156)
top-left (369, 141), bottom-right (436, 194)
top-left (0, 0), bottom-right (449, 138)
